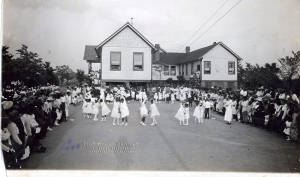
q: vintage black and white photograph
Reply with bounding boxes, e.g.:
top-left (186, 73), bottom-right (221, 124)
top-left (1, 0), bottom-right (300, 176)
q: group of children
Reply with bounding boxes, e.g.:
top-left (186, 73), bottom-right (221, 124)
top-left (81, 92), bottom-right (160, 127)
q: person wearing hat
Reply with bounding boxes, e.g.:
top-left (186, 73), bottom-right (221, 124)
top-left (43, 96), bottom-right (54, 131)
top-left (252, 97), bottom-right (265, 127)
top-left (58, 93), bottom-right (67, 123)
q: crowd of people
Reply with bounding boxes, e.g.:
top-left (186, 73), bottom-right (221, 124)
top-left (80, 84), bottom-right (300, 142)
top-left (1, 83), bottom-right (75, 168)
top-left (2, 82), bottom-right (300, 169)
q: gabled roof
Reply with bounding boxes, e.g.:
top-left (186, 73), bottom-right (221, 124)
top-left (83, 45), bottom-right (99, 62)
top-left (217, 42), bottom-right (242, 61)
top-left (156, 53), bottom-right (185, 65)
top-left (158, 42), bottom-right (242, 65)
top-left (96, 22), bottom-right (157, 51)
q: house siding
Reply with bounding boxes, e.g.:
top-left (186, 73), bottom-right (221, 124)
top-left (201, 44), bottom-right (238, 81)
top-left (101, 27), bottom-right (152, 81)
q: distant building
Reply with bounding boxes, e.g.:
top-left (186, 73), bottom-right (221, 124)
top-left (83, 22), bottom-right (242, 89)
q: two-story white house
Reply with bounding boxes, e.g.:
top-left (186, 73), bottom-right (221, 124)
top-left (83, 22), bottom-right (242, 89)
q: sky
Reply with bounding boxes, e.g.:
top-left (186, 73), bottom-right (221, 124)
top-left (3, 0), bottom-right (300, 72)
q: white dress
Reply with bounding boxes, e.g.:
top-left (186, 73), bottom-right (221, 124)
top-left (175, 104), bottom-right (184, 121)
top-left (154, 93), bottom-right (158, 101)
top-left (184, 107), bottom-right (190, 120)
top-left (193, 105), bottom-right (204, 122)
top-left (120, 101), bottom-right (130, 118)
top-left (101, 102), bottom-right (111, 116)
top-left (224, 100), bottom-right (233, 122)
top-left (283, 121), bottom-right (292, 135)
top-left (110, 101), bottom-right (120, 118)
top-left (158, 92), bottom-right (163, 100)
top-left (140, 101), bottom-right (148, 117)
top-left (150, 103), bottom-right (160, 117)
top-left (82, 101), bottom-right (93, 114)
top-left (92, 102), bottom-right (100, 115)
top-left (171, 94), bottom-right (175, 102)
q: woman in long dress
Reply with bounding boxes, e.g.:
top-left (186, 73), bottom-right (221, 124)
top-left (224, 97), bottom-right (233, 124)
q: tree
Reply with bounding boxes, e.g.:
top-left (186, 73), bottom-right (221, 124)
top-left (2, 46), bottom-right (15, 86)
top-left (239, 62), bottom-right (282, 90)
top-left (278, 51), bottom-right (300, 89)
top-left (55, 65), bottom-right (76, 85)
top-left (76, 69), bottom-right (85, 85)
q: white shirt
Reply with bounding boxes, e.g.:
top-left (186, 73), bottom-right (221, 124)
top-left (204, 101), bottom-right (211, 109)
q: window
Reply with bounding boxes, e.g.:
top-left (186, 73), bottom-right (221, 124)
top-left (110, 52), bottom-right (121, 71)
top-left (133, 52), bottom-right (143, 71)
top-left (197, 64), bottom-right (201, 71)
top-left (163, 65), bottom-right (169, 75)
top-left (204, 61), bottom-right (211, 74)
top-left (181, 65), bottom-right (184, 75)
top-left (228, 61), bottom-right (235, 75)
top-left (191, 63), bottom-right (194, 75)
top-left (170, 66), bottom-right (176, 76)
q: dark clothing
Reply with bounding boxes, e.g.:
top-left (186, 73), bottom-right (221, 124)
top-left (204, 108), bottom-right (210, 119)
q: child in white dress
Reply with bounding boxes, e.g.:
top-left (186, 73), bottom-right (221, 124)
top-left (175, 102), bottom-right (185, 125)
top-left (111, 98), bottom-right (121, 126)
top-left (149, 99), bottom-right (160, 126)
top-left (171, 93), bottom-right (176, 104)
top-left (183, 102), bottom-right (190, 125)
top-left (120, 98), bottom-right (130, 126)
top-left (283, 117), bottom-right (292, 141)
top-left (100, 99), bottom-right (111, 121)
top-left (92, 99), bottom-right (100, 121)
top-left (158, 91), bottom-right (163, 103)
top-left (154, 93), bottom-right (158, 103)
top-left (193, 101), bottom-right (204, 124)
top-left (82, 97), bottom-right (93, 119)
top-left (139, 99), bottom-right (148, 126)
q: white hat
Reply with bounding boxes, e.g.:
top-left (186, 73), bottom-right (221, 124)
top-left (292, 94), bottom-right (300, 104)
top-left (279, 93), bottom-right (286, 100)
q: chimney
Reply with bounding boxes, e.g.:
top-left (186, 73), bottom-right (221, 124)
top-left (185, 46), bottom-right (190, 53)
top-left (130, 17), bottom-right (133, 26)
top-left (154, 44), bottom-right (160, 61)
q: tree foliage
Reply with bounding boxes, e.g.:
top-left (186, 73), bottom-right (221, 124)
top-left (278, 51), bottom-right (300, 89)
top-left (239, 62), bottom-right (282, 90)
top-left (2, 45), bottom-right (59, 87)
top-left (55, 65), bottom-right (76, 85)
